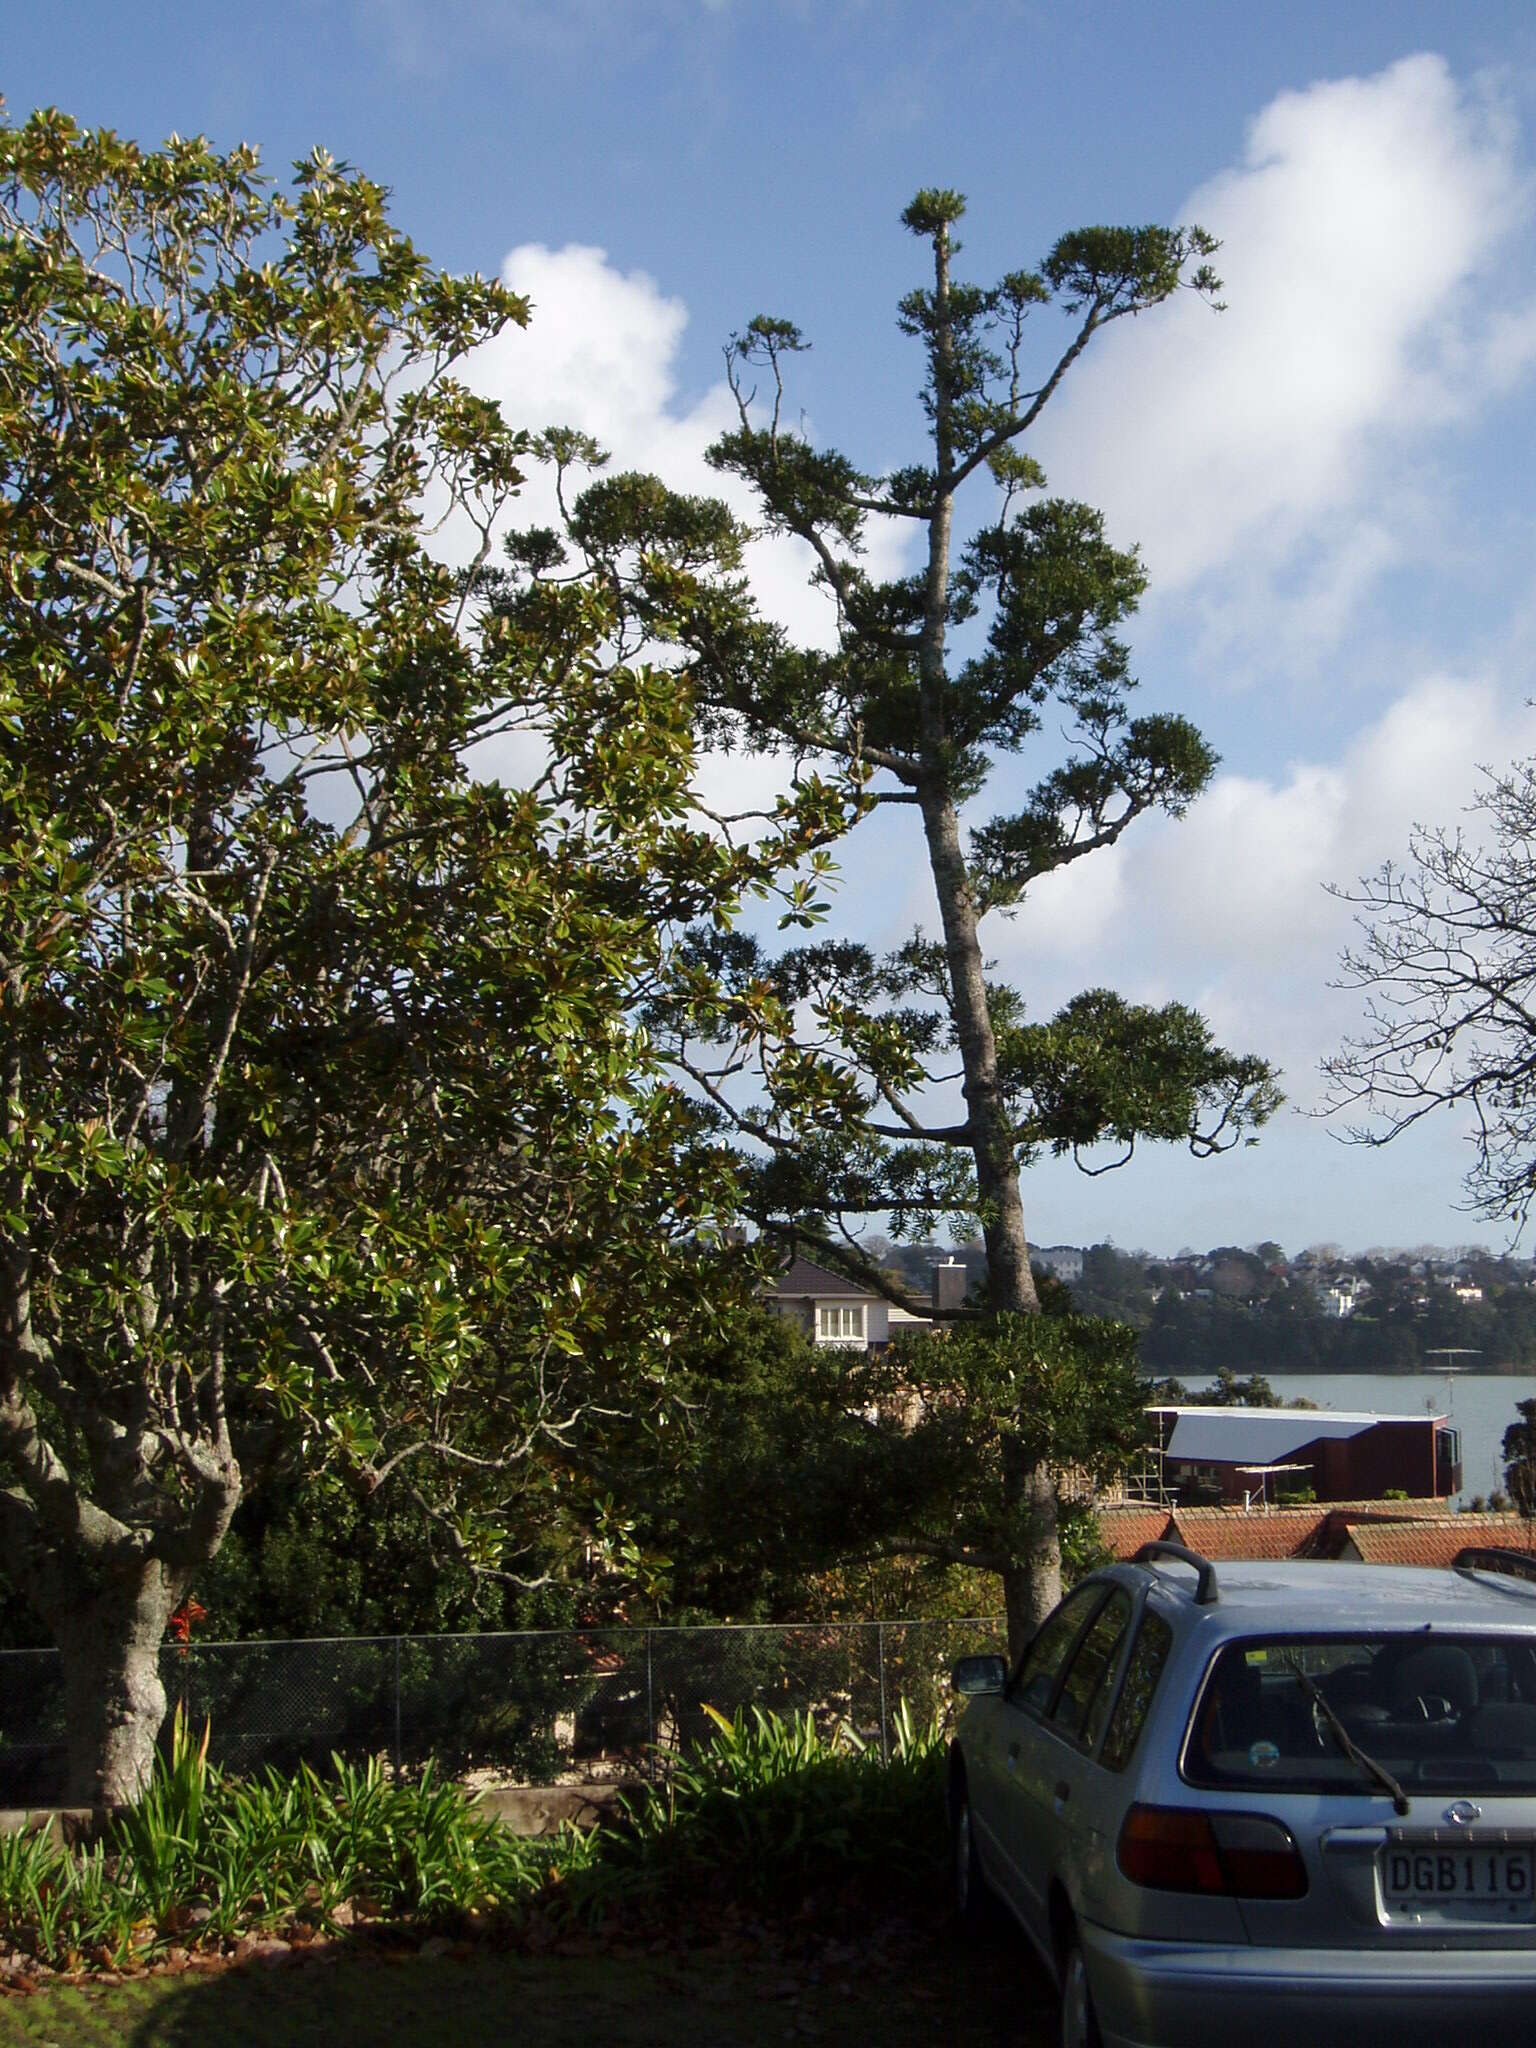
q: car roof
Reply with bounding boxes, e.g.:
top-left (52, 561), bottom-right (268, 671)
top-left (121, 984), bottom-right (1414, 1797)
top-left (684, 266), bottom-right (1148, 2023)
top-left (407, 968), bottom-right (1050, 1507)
top-left (1102, 1557), bottom-right (1536, 1634)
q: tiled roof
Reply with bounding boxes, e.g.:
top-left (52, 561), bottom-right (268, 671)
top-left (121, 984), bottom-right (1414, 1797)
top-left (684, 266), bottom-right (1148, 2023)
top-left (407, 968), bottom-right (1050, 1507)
top-left (762, 1255), bottom-right (877, 1300)
top-left (1092, 1495), bottom-right (1465, 1566)
top-left (1167, 1506), bottom-right (1335, 1561)
top-left (1310, 1497), bottom-right (1456, 1519)
top-left (1344, 1515), bottom-right (1536, 1568)
top-left (1095, 1508), bottom-right (1174, 1559)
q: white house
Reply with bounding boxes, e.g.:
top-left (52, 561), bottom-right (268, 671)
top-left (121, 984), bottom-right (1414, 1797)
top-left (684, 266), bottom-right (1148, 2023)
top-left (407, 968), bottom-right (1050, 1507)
top-left (761, 1256), bottom-right (889, 1347)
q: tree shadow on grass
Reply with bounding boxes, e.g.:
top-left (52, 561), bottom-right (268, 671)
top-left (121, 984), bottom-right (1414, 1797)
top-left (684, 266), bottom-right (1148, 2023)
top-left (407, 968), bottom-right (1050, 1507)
top-left (115, 1921), bottom-right (1049, 2048)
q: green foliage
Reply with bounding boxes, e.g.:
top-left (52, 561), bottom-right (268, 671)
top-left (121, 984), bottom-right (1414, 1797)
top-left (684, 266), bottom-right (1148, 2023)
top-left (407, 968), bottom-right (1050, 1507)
top-left (996, 990), bottom-right (1281, 1163)
top-left (0, 1711), bottom-right (553, 1969)
top-left (1060, 1503), bottom-right (1113, 1586)
top-left (587, 1701), bottom-right (947, 1916)
top-left (888, 1312), bottom-right (1147, 1489)
top-left (536, 192), bottom-right (1277, 1647)
top-left (0, 105), bottom-right (862, 1792)
top-left (1504, 1398), bottom-right (1536, 1518)
top-left (758, 1314), bottom-right (1150, 1588)
top-left (1149, 1366), bottom-right (1281, 1408)
top-left (0, 1703), bottom-right (947, 1970)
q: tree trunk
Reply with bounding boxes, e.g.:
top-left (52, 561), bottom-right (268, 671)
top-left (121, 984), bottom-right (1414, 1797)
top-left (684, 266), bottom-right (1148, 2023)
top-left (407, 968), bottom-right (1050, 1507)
top-left (912, 223), bottom-right (1060, 1653)
top-left (1001, 1441), bottom-right (1062, 1665)
top-left (917, 780), bottom-right (1061, 1652)
top-left (51, 1561), bottom-right (185, 1807)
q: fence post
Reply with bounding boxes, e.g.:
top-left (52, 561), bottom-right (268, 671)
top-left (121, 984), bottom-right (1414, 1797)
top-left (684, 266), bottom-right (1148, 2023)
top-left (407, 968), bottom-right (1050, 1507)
top-left (645, 1628), bottom-right (656, 1780)
top-left (877, 1622), bottom-right (889, 1764)
top-left (392, 1636), bottom-right (403, 1782)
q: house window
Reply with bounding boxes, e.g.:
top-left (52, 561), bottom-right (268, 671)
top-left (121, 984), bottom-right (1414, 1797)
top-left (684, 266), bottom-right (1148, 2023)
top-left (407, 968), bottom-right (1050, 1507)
top-left (819, 1304), bottom-right (864, 1340)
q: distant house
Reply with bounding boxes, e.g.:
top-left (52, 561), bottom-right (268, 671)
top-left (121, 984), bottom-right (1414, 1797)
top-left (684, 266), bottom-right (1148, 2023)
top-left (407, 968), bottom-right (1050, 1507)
top-left (1300, 1269), bottom-right (1369, 1317)
top-left (761, 1256), bottom-right (888, 1347)
top-left (760, 1251), bottom-right (971, 1347)
top-left (1033, 1244), bottom-right (1083, 1284)
top-left (1146, 1403), bottom-right (1463, 1505)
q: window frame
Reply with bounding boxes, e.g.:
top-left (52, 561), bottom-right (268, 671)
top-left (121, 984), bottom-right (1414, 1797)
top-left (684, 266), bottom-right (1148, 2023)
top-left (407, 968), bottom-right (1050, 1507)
top-left (817, 1302), bottom-right (865, 1340)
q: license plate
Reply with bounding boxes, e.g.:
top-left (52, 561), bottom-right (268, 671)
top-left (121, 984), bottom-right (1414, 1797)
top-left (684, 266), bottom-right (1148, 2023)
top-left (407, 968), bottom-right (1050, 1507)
top-left (1382, 1846), bottom-right (1535, 1910)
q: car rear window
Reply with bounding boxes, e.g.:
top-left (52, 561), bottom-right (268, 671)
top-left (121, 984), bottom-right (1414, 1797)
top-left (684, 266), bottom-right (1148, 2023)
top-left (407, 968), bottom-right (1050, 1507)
top-left (1184, 1633), bottom-right (1536, 1795)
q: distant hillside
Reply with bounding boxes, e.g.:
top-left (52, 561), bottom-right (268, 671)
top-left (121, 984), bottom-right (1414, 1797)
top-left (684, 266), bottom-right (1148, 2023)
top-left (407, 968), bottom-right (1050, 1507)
top-left (865, 1238), bottom-right (1536, 1375)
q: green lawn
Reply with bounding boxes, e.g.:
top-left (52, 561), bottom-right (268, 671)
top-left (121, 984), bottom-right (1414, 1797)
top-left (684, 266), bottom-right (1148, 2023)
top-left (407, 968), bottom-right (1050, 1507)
top-left (0, 1921), bottom-right (1052, 2048)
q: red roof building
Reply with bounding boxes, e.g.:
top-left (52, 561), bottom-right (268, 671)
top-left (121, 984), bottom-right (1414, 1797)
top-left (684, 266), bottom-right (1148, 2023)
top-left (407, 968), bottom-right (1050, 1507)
top-left (1146, 1404), bottom-right (1462, 1504)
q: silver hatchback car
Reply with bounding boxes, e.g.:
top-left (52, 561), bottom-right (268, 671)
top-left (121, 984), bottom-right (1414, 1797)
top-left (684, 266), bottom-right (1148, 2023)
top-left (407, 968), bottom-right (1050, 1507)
top-left (948, 1541), bottom-right (1536, 2048)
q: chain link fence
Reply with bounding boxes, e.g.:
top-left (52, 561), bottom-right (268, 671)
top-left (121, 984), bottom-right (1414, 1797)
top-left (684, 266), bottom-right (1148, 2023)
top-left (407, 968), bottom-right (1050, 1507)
top-left (0, 1617), bottom-right (1005, 1807)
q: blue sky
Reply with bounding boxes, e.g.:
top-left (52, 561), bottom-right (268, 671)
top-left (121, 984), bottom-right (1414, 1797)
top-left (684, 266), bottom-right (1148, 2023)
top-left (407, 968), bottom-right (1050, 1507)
top-left (13, 1), bottom-right (1536, 1257)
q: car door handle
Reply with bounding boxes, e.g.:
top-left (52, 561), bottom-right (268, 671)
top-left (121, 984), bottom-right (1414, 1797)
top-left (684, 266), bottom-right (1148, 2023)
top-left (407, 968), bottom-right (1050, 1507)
top-left (1054, 1780), bottom-right (1071, 1804)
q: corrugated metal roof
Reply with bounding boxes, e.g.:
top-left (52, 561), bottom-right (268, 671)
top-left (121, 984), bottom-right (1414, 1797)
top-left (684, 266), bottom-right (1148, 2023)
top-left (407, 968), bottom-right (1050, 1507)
top-left (1159, 1407), bottom-right (1388, 1466)
top-left (1149, 1404), bottom-right (1444, 1426)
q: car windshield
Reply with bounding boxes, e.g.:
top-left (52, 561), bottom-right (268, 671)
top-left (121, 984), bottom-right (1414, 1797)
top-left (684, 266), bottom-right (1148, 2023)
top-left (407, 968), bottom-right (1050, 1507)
top-left (1184, 1633), bottom-right (1536, 1796)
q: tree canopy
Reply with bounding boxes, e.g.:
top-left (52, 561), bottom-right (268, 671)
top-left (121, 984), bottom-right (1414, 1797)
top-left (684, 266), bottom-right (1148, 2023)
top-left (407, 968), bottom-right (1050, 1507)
top-left (499, 190), bottom-right (1278, 1649)
top-left (0, 109), bottom-right (848, 1799)
top-left (1328, 756), bottom-right (1536, 1229)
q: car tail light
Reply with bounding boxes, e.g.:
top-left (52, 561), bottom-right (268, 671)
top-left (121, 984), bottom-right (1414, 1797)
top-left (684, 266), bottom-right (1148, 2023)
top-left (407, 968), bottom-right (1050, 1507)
top-left (1117, 1805), bottom-right (1308, 1899)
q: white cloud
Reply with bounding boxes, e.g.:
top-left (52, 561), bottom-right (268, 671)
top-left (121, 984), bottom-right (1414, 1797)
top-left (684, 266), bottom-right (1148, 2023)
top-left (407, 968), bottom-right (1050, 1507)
top-left (1032, 55), bottom-right (1536, 668)
top-left (438, 64), bottom-right (1536, 1250)
top-left (469, 238), bottom-right (912, 650)
top-left (452, 239), bottom-right (913, 804)
top-left (993, 673), bottom-right (1534, 1102)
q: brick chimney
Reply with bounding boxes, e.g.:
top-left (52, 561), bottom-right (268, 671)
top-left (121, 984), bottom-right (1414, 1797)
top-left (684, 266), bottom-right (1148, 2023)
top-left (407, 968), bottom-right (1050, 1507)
top-left (931, 1257), bottom-right (968, 1315)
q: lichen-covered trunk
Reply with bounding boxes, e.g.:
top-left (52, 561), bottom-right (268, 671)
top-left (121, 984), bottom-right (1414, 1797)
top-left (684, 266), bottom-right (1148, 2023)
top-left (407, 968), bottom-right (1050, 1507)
top-left (1001, 1440), bottom-right (1061, 1666)
top-left (919, 778), bottom-right (1061, 1659)
top-left (913, 222), bottom-right (1060, 1660)
top-left (51, 1561), bottom-right (185, 1807)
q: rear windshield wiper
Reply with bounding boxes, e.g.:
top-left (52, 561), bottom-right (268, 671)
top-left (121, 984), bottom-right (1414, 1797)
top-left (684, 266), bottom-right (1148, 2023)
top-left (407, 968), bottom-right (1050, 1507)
top-left (1283, 1656), bottom-right (1411, 1816)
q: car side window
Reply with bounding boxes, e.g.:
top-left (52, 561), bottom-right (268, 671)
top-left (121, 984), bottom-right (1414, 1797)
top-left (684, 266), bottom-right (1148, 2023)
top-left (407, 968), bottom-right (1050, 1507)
top-left (1099, 1610), bottom-right (1174, 1771)
top-left (1012, 1586), bottom-right (1104, 1716)
top-left (1052, 1588), bottom-right (1133, 1747)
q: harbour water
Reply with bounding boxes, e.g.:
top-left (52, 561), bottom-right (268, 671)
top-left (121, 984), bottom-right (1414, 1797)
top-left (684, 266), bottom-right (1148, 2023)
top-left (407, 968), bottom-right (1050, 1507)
top-left (1264, 1373), bottom-right (1536, 1504)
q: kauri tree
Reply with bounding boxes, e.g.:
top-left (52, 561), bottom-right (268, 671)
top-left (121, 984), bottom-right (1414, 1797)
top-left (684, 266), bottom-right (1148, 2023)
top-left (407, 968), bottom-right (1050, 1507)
top-left (508, 191), bottom-right (1280, 1655)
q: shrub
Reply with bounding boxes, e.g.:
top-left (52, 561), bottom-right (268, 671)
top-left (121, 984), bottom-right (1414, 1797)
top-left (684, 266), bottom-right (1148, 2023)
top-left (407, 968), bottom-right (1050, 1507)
top-left (578, 1700), bottom-right (947, 1918)
top-left (0, 1701), bottom-right (945, 1972)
